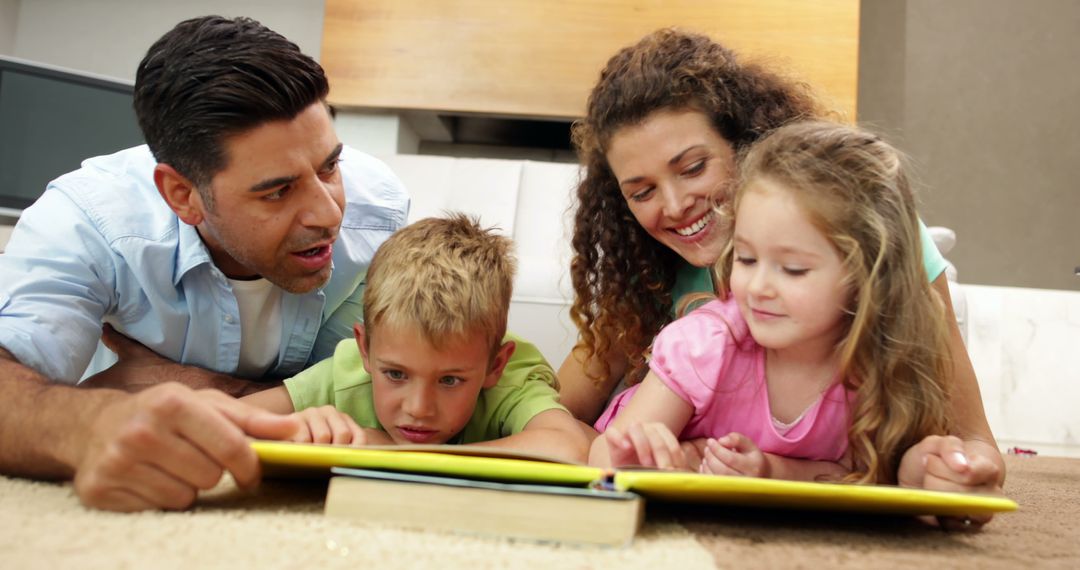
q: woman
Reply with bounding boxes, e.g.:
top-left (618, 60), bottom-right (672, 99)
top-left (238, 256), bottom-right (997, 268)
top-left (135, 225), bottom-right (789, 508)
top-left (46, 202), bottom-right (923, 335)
top-left (559, 28), bottom-right (1002, 522)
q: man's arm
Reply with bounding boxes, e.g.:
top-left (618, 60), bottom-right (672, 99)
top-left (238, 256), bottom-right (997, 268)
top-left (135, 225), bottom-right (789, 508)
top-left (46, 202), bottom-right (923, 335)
top-left (0, 347), bottom-right (299, 511)
top-left (464, 409), bottom-right (591, 464)
top-left (80, 325), bottom-right (276, 397)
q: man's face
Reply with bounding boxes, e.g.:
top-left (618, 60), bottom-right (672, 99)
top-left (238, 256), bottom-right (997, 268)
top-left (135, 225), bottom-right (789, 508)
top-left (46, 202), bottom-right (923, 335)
top-left (195, 103), bottom-right (345, 293)
top-left (356, 323), bottom-right (510, 445)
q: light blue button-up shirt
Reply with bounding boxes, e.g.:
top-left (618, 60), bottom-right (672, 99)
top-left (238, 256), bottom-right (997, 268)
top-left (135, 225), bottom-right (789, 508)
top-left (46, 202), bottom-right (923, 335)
top-left (0, 145), bottom-right (409, 384)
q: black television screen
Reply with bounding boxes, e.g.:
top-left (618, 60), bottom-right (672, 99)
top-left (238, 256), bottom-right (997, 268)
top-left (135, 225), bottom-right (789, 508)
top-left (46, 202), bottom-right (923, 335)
top-left (0, 56), bottom-right (144, 220)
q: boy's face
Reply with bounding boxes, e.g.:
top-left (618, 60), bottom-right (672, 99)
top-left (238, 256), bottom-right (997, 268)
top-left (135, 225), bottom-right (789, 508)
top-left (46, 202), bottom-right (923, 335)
top-left (355, 323), bottom-right (514, 445)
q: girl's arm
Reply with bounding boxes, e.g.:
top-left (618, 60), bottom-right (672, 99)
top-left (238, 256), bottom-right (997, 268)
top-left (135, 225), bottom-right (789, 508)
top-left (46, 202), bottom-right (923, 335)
top-left (931, 274), bottom-right (1005, 488)
top-left (463, 409), bottom-right (591, 464)
top-left (588, 372), bottom-right (694, 468)
top-left (702, 433), bottom-right (851, 481)
top-left (557, 346), bottom-right (628, 423)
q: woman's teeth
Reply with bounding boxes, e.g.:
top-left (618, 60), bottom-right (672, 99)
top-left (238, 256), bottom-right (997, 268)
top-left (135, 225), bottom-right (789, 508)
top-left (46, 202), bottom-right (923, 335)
top-left (674, 213), bottom-right (711, 237)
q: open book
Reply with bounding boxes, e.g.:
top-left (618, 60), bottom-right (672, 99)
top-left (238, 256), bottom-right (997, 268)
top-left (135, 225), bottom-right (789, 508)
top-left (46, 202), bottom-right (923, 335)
top-left (251, 440), bottom-right (1017, 545)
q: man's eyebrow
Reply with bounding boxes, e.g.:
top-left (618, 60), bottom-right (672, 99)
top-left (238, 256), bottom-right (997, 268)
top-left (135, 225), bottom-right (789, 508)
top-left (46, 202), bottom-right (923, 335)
top-left (320, 143), bottom-right (344, 170)
top-left (246, 144), bottom-right (343, 193)
top-left (249, 174), bottom-right (299, 193)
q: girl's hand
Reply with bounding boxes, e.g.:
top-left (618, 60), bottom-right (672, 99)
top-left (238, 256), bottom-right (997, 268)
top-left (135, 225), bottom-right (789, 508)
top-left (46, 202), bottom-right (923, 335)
top-left (289, 405), bottom-right (389, 446)
top-left (700, 432), bottom-right (771, 478)
top-left (899, 434), bottom-right (1003, 530)
top-left (604, 422), bottom-right (689, 470)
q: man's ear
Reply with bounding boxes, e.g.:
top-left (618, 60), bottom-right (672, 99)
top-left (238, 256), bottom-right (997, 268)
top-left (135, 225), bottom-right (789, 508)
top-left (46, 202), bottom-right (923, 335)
top-left (353, 323), bottom-right (372, 374)
top-left (154, 163), bottom-right (206, 226)
top-left (483, 340), bottom-right (516, 389)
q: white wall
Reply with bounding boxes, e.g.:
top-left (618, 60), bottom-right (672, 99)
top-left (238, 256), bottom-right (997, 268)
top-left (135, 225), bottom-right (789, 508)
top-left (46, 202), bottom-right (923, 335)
top-left (9, 0), bottom-right (325, 80)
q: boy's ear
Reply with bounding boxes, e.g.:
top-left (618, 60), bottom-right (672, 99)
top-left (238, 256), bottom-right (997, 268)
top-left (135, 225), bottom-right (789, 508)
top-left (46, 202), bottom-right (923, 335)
top-left (483, 340), bottom-right (516, 389)
top-left (154, 163), bottom-right (206, 226)
top-left (353, 323), bottom-right (373, 373)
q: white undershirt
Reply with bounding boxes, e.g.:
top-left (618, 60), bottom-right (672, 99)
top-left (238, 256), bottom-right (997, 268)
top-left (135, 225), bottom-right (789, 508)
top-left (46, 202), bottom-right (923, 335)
top-left (228, 277), bottom-right (283, 378)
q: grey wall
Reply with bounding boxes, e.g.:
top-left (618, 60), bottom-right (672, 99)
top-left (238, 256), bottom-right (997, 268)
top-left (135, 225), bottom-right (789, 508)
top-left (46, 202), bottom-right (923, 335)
top-left (0, 0), bottom-right (19, 54)
top-left (860, 0), bottom-right (1080, 290)
top-left (8, 0), bottom-right (324, 80)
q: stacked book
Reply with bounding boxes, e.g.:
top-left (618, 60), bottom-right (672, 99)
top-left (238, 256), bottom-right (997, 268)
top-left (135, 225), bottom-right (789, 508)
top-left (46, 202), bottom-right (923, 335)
top-left (251, 441), bottom-right (1017, 547)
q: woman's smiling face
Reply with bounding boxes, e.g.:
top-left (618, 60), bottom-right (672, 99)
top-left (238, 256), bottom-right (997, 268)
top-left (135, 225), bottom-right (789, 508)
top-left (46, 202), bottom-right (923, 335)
top-left (605, 108), bottom-right (737, 268)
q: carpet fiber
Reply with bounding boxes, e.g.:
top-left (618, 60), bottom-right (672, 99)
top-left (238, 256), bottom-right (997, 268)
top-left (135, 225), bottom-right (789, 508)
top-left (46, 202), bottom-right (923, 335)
top-left (1, 455), bottom-right (1076, 569)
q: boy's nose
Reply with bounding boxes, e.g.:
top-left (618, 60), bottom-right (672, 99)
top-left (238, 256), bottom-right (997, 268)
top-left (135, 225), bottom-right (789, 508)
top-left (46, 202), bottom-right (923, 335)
top-left (402, 385), bottom-right (436, 419)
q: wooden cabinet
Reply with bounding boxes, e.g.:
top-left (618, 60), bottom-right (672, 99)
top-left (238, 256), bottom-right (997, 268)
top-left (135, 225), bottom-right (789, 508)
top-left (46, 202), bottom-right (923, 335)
top-left (321, 0), bottom-right (859, 120)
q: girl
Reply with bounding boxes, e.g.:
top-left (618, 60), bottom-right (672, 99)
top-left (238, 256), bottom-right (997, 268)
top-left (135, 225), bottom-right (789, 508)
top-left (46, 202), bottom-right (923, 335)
top-left (589, 121), bottom-right (952, 486)
top-left (562, 29), bottom-right (1002, 506)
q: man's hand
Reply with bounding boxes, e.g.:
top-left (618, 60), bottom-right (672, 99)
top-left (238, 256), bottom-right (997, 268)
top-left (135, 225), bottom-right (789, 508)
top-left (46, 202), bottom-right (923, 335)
top-left (73, 382), bottom-right (300, 511)
top-left (899, 434), bottom-right (1004, 530)
top-left (81, 325), bottom-right (270, 397)
top-left (288, 406), bottom-right (392, 446)
top-left (700, 432), bottom-right (770, 478)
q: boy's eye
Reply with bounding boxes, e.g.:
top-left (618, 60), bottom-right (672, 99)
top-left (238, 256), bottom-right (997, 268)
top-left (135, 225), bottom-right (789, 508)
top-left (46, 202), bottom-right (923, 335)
top-left (438, 376), bottom-right (464, 387)
top-left (383, 369), bottom-right (406, 381)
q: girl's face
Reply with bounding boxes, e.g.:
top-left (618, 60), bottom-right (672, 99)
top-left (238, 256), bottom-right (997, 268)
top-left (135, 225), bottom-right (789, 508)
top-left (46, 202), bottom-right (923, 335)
top-left (729, 179), bottom-right (851, 357)
top-left (605, 109), bottom-right (736, 268)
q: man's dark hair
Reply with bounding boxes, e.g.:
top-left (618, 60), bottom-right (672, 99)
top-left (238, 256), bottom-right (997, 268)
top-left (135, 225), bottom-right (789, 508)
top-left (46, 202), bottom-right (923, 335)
top-left (134, 16), bottom-right (330, 202)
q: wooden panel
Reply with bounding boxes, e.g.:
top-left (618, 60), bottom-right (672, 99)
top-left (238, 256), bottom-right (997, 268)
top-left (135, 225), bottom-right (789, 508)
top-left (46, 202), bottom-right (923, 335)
top-left (322, 0), bottom-right (859, 120)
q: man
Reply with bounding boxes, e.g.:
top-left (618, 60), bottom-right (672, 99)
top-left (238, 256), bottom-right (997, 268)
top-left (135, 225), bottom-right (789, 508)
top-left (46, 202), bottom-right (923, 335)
top-left (0, 16), bottom-right (408, 511)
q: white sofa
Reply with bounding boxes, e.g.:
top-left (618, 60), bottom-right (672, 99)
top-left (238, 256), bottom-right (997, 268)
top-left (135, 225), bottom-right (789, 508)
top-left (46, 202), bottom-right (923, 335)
top-left (378, 154), bottom-right (582, 369)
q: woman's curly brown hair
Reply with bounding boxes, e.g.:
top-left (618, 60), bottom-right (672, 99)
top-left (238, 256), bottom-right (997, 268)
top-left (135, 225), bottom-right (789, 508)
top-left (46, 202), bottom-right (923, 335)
top-left (569, 28), bottom-right (823, 384)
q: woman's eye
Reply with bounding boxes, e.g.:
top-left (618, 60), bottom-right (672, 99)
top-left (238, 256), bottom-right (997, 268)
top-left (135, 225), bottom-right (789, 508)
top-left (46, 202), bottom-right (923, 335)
top-left (630, 187), bottom-right (654, 202)
top-left (683, 160), bottom-right (706, 176)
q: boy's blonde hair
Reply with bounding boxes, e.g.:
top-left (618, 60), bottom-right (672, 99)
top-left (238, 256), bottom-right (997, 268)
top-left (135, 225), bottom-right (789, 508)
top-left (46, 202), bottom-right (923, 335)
top-left (362, 213), bottom-right (516, 355)
top-left (716, 121), bottom-right (952, 484)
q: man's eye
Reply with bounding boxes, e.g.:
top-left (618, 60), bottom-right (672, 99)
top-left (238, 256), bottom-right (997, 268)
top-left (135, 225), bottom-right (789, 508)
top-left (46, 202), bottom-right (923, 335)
top-left (264, 187), bottom-right (289, 201)
top-left (321, 158), bottom-right (341, 176)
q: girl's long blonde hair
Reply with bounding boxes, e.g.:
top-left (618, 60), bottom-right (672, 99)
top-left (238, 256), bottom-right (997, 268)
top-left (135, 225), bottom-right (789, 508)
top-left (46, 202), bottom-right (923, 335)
top-left (716, 121), bottom-right (952, 484)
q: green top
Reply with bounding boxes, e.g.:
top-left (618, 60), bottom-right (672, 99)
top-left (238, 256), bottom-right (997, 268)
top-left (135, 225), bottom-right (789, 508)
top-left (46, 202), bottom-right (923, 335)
top-left (670, 219), bottom-right (950, 315)
top-left (284, 333), bottom-right (566, 443)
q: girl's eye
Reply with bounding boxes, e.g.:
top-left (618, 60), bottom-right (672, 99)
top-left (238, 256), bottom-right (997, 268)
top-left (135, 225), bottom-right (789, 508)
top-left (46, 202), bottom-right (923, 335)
top-left (735, 255), bottom-right (756, 266)
top-left (439, 376), bottom-right (464, 387)
top-left (384, 370), bottom-right (405, 381)
top-left (783, 268), bottom-right (809, 277)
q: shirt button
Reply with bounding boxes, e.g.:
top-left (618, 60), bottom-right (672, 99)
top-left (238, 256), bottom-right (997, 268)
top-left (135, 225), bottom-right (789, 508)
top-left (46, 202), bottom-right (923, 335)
top-left (224, 314), bottom-right (235, 324)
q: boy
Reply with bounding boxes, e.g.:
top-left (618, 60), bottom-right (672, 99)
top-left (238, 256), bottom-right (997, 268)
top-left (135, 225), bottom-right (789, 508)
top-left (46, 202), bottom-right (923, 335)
top-left (244, 214), bottom-right (589, 463)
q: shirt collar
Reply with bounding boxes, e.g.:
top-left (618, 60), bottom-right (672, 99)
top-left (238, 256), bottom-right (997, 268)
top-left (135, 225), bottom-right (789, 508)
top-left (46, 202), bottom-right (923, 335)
top-left (174, 222), bottom-right (215, 285)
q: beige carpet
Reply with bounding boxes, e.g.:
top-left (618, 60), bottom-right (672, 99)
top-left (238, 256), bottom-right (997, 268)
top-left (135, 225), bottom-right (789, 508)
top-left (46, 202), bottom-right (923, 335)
top-left (1, 455), bottom-right (1076, 569)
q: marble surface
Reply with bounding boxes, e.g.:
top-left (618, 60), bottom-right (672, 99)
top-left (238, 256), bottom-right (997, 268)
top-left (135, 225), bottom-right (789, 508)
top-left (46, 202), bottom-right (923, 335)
top-left (963, 284), bottom-right (1080, 457)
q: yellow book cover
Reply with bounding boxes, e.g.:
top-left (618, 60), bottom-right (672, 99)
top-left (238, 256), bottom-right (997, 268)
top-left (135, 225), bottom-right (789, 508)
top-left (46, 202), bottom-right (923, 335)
top-left (251, 440), bottom-right (1017, 517)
